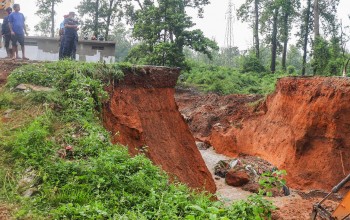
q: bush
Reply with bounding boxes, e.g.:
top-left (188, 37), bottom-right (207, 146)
top-left (287, 65), bottom-right (295, 75)
top-left (241, 55), bottom-right (266, 73)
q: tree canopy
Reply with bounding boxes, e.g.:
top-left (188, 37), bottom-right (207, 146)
top-left (124, 0), bottom-right (218, 68)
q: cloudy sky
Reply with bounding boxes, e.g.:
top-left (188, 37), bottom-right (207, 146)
top-left (12, 0), bottom-right (350, 49)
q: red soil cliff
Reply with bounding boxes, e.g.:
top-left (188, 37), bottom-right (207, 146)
top-left (177, 77), bottom-right (350, 191)
top-left (103, 66), bottom-right (216, 193)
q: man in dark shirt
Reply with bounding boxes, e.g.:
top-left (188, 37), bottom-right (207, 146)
top-left (2, 7), bottom-right (13, 58)
top-left (9, 4), bottom-right (28, 60)
top-left (62, 12), bottom-right (79, 59)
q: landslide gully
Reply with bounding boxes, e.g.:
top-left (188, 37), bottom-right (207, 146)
top-left (176, 77), bottom-right (350, 191)
top-left (103, 66), bottom-right (216, 193)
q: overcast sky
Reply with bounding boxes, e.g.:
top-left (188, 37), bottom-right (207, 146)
top-left (12, 0), bottom-right (350, 49)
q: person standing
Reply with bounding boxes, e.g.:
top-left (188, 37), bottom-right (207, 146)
top-left (2, 7), bottom-right (13, 58)
top-left (62, 12), bottom-right (79, 59)
top-left (8, 4), bottom-right (28, 60)
top-left (59, 14), bottom-right (68, 60)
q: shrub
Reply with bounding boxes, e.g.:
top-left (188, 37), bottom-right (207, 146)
top-left (241, 55), bottom-right (266, 73)
top-left (287, 65), bottom-right (295, 75)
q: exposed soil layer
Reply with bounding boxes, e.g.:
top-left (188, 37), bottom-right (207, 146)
top-left (0, 60), bottom-right (24, 86)
top-left (103, 67), bottom-right (216, 193)
top-left (176, 77), bottom-right (350, 191)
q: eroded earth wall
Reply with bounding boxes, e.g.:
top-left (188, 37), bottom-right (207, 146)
top-left (178, 77), bottom-right (350, 191)
top-left (103, 66), bottom-right (216, 193)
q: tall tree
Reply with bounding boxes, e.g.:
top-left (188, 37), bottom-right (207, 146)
top-left (297, 0), bottom-right (340, 75)
top-left (260, 0), bottom-right (280, 73)
top-left (299, 0), bottom-right (312, 76)
top-left (312, 0), bottom-right (339, 74)
top-left (271, 6), bottom-right (279, 73)
top-left (124, 0), bottom-right (218, 68)
top-left (279, 0), bottom-right (300, 70)
top-left (237, 0), bottom-right (262, 59)
top-left (314, 0), bottom-right (319, 39)
top-left (35, 0), bottom-right (63, 37)
top-left (77, 0), bottom-right (120, 40)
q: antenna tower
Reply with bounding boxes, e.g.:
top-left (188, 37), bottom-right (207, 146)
top-left (224, 0), bottom-right (235, 65)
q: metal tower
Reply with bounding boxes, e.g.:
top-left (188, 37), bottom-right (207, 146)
top-left (224, 0), bottom-right (235, 66)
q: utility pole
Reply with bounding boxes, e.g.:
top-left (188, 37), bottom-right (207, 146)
top-left (224, 0), bottom-right (235, 66)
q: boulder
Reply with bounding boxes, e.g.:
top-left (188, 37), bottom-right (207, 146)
top-left (225, 170), bottom-right (250, 187)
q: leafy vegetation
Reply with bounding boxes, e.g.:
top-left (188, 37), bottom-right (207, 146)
top-left (181, 61), bottom-right (284, 95)
top-left (259, 170), bottom-right (288, 197)
top-left (124, 0), bottom-right (218, 69)
top-left (0, 61), bottom-right (275, 219)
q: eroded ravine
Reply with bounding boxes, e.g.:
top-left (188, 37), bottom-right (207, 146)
top-left (176, 77), bottom-right (350, 192)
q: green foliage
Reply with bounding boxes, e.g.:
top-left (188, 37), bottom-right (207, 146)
top-left (182, 62), bottom-right (281, 95)
top-left (241, 55), bottom-right (266, 73)
top-left (5, 116), bottom-right (55, 167)
top-left (125, 0), bottom-right (218, 68)
top-left (35, 0), bottom-right (63, 37)
top-left (312, 37), bottom-right (331, 75)
top-left (312, 36), bottom-right (343, 76)
top-left (1, 61), bottom-right (276, 219)
top-left (258, 170), bottom-right (287, 197)
top-left (77, 0), bottom-right (121, 40)
top-left (325, 58), bottom-right (342, 75)
top-left (228, 194), bottom-right (275, 219)
top-left (0, 90), bottom-right (15, 108)
top-left (286, 45), bottom-right (303, 74)
top-left (287, 65), bottom-right (295, 74)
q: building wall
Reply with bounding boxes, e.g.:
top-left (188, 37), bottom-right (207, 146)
top-left (0, 36), bottom-right (116, 63)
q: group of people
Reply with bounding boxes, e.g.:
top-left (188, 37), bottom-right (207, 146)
top-left (0, 4), bottom-right (80, 61)
top-left (1, 4), bottom-right (28, 60)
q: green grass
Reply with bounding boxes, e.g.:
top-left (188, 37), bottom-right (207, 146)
top-left (0, 60), bottom-right (275, 219)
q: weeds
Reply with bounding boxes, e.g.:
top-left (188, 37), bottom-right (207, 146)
top-left (259, 170), bottom-right (287, 197)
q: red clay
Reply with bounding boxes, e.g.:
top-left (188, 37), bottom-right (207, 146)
top-left (103, 67), bottom-right (216, 193)
top-left (0, 61), bottom-right (21, 86)
top-left (176, 77), bottom-right (350, 191)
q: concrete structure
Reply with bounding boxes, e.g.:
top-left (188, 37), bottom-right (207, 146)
top-left (0, 36), bottom-right (116, 63)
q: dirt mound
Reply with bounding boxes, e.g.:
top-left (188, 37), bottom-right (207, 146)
top-left (103, 67), bottom-right (216, 193)
top-left (176, 77), bottom-right (350, 191)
